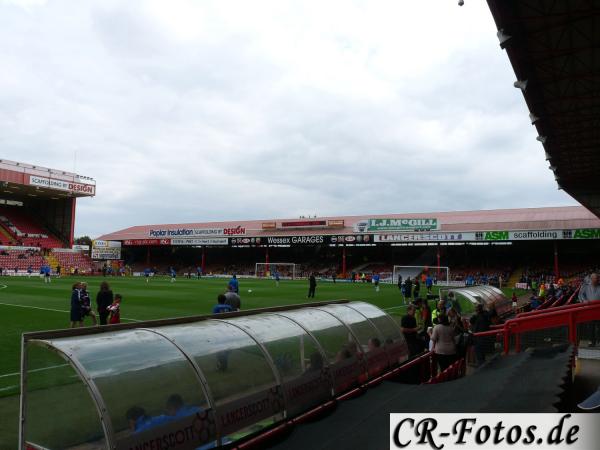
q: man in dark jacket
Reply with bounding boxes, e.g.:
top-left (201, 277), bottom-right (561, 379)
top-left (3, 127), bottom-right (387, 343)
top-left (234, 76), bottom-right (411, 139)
top-left (308, 273), bottom-right (317, 298)
top-left (413, 279), bottom-right (421, 300)
top-left (470, 303), bottom-right (491, 366)
top-left (404, 277), bottom-right (413, 302)
top-left (96, 281), bottom-right (114, 325)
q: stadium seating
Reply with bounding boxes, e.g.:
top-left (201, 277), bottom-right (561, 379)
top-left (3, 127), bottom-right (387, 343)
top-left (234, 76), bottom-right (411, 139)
top-left (0, 207), bottom-right (64, 248)
top-left (0, 250), bottom-right (45, 271)
top-left (50, 251), bottom-right (94, 274)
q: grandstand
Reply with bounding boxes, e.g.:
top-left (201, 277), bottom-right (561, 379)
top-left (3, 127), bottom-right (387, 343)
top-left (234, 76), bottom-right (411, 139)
top-left (98, 206), bottom-right (600, 285)
top-left (0, 159), bottom-right (96, 273)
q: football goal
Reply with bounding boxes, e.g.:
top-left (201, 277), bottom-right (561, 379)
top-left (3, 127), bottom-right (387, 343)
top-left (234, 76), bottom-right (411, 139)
top-left (255, 262), bottom-right (297, 280)
top-left (392, 265), bottom-right (450, 285)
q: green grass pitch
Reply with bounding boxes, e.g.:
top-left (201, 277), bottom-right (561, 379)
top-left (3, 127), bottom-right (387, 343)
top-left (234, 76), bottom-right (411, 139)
top-left (0, 275), bottom-right (511, 448)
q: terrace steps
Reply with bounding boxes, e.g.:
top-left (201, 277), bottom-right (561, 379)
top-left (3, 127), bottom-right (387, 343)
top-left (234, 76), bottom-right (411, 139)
top-left (507, 266), bottom-right (524, 287)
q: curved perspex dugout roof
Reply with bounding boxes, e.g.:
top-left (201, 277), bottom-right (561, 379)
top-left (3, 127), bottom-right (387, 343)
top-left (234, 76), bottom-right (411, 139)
top-left (20, 301), bottom-right (408, 450)
top-left (445, 285), bottom-right (512, 316)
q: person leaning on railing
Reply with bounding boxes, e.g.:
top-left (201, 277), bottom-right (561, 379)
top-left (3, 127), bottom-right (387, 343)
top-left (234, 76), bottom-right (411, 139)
top-left (470, 304), bottom-right (491, 366)
top-left (578, 272), bottom-right (600, 347)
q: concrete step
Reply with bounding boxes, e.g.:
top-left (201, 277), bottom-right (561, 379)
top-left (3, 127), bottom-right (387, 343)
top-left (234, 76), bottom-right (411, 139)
top-left (578, 347), bottom-right (600, 360)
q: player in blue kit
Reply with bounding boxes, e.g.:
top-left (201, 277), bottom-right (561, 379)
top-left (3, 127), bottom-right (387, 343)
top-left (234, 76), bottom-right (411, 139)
top-left (213, 294), bottom-right (233, 314)
top-left (228, 274), bottom-right (239, 293)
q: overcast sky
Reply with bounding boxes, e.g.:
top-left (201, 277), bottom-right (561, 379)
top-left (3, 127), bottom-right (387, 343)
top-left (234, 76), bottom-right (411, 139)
top-left (0, 0), bottom-right (578, 238)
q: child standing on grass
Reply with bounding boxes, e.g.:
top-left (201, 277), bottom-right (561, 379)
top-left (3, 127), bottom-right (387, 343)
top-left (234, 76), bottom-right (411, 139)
top-left (108, 294), bottom-right (122, 324)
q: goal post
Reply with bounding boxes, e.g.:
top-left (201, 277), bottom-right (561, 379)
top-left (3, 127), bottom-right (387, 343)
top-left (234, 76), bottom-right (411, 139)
top-left (392, 265), bottom-right (450, 285)
top-left (255, 262), bottom-right (297, 280)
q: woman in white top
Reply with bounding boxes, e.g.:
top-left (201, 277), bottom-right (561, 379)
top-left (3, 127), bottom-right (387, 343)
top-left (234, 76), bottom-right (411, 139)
top-left (430, 313), bottom-right (457, 372)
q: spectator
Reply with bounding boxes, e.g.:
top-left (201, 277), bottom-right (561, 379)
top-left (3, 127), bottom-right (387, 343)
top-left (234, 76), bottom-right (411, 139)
top-left (448, 307), bottom-right (463, 334)
top-left (431, 314), bottom-right (457, 372)
top-left (448, 292), bottom-right (460, 314)
top-left (213, 294), bottom-right (233, 314)
top-left (419, 298), bottom-right (432, 327)
top-left (80, 282), bottom-right (97, 326)
top-left (579, 273), bottom-right (600, 347)
top-left (427, 327), bottom-right (434, 351)
top-left (69, 282), bottom-right (83, 328)
top-left (413, 278), bottom-right (420, 300)
top-left (413, 298), bottom-right (425, 336)
top-left (307, 273), bottom-right (317, 298)
top-left (224, 285), bottom-right (241, 311)
top-left (431, 299), bottom-right (446, 325)
top-left (108, 294), bottom-right (122, 324)
top-left (96, 281), bottom-right (114, 325)
top-left (400, 305), bottom-right (420, 357)
top-left (404, 277), bottom-right (412, 302)
top-left (470, 304), bottom-right (491, 366)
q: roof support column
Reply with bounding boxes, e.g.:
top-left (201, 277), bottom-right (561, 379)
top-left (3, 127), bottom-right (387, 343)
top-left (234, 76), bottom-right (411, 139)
top-left (342, 245), bottom-right (347, 279)
top-left (554, 241), bottom-right (559, 280)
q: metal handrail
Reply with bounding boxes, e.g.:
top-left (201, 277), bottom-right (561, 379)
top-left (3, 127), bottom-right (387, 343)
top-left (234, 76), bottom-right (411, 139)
top-left (474, 299), bottom-right (600, 353)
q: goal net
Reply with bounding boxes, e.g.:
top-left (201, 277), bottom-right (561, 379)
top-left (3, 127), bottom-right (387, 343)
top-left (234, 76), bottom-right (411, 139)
top-left (255, 263), bottom-right (297, 280)
top-left (392, 265), bottom-right (450, 285)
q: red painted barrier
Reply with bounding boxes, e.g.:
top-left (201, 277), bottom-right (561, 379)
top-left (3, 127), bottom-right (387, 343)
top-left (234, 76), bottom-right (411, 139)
top-left (426, 357), bottom-right (466, 384)
top-left (475, 298), bottom-right (600, 354)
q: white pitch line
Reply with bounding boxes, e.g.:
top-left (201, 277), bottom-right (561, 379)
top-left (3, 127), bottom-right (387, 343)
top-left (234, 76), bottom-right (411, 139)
top-left (382, 305), bottom-right (408, 311)
top-left (0, 363), bottom-right (70, 379)
top-left (0, 302), bottom-right (141, 322)
top-left (0, 284), bottom-right (7, 290)
top-left (0, 385), bottom-right (18, 392)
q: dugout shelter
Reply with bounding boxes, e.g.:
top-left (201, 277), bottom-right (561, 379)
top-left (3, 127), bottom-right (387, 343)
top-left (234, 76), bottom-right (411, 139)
top-left (20, 301), bottom-right (408, 450)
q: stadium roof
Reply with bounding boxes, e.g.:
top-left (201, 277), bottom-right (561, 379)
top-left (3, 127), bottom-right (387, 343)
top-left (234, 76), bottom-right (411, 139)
top-left (0, 159), bottom-right (95, 198)
top-left (97, 206), bottom-right (600, 240)
top-left (486, 0), bottom-right (600, 217)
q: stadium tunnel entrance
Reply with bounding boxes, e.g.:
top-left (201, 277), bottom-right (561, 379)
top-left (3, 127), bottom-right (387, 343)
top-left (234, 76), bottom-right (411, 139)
top-left (20, 301), bottom-right (408, 450)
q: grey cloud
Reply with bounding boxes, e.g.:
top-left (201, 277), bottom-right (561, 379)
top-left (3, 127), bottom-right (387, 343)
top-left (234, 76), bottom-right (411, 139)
top-left (0, 0), bottom-right (578, 237)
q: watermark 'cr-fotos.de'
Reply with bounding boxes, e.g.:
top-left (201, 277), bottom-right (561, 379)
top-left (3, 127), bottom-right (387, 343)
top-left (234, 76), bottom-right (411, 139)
top-left (390, 414), bottom-right (598, 450)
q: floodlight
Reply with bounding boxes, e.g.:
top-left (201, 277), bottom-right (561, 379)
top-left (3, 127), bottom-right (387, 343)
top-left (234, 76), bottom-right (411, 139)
top-left (529, 112), bottom-right (540, 124)
top-left (536, 135), bottom-right (547, 144)
top-left (497, 29), bottom-right (512, 48)
top-left (513, 80), bottom-right (528, 91)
